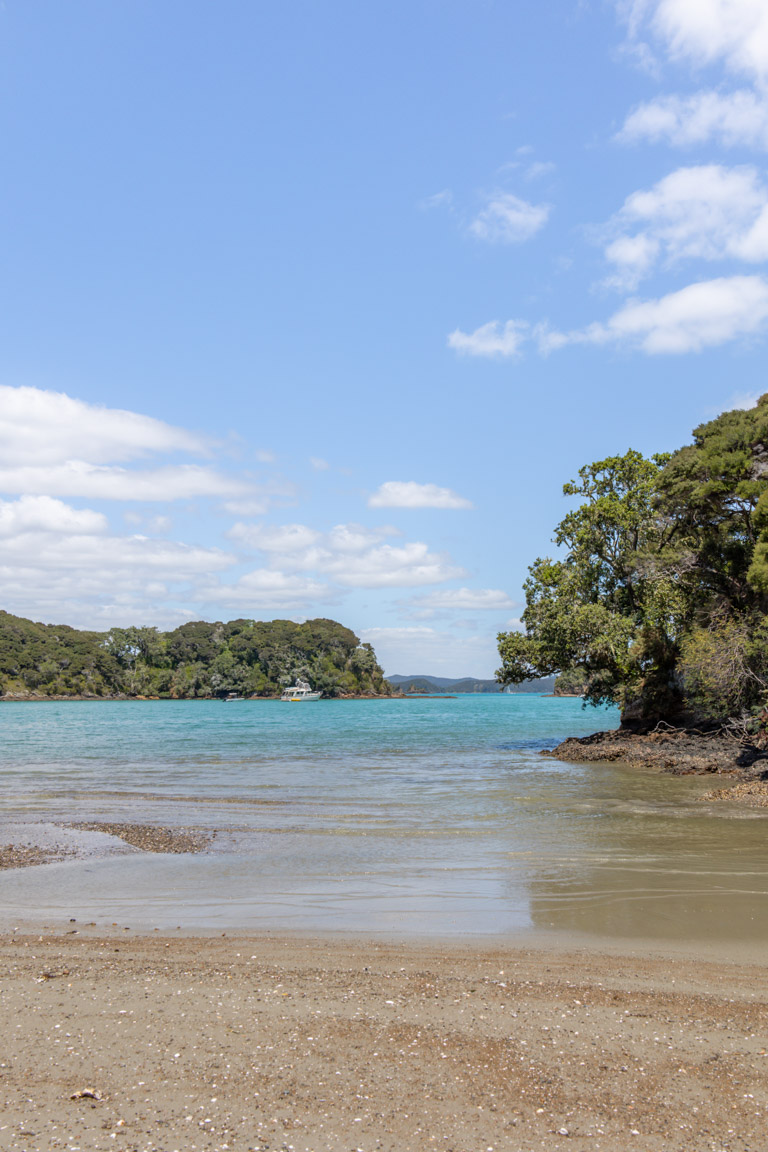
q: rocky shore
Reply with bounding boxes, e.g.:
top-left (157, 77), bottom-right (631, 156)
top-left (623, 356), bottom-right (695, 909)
top-left (546, 726), bottom-right (768, 805)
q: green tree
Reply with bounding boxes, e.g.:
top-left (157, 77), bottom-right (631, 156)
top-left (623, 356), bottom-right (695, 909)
top-left (0, 611), bottom-right (392, 700)
top-left (678, 613), bottom-right (768, 720)
top-left (499, 397), bottom-right (768, 726)
top-left (656, 396), bottom-right (768, 610)
top-left (497, 450), bottom-right (686, 721)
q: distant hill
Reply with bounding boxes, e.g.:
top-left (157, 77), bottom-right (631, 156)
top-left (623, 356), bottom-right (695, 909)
top-left (386, 674), bottom-right (556, 695)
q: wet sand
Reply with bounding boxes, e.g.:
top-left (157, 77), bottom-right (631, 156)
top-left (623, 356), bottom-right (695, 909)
top-left (1, 930), bottom-right (767, 1152)
top-left (0, 823), bottom-right (213, 871)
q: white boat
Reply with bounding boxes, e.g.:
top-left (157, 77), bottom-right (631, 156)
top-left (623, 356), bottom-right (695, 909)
top-left (280, 679), bottom-right (322, 702)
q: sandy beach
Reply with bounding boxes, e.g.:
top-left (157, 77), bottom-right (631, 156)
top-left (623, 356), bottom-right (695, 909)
top-left (1, 930), bottom-right (767, 1152)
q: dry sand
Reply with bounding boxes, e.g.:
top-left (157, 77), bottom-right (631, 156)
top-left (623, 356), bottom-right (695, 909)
top-left (1, 930), bottom-right (767, 1152)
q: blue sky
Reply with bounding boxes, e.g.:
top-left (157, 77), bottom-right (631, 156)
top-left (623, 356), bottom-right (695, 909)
top-left (2, 0), bottom-right (768, 676)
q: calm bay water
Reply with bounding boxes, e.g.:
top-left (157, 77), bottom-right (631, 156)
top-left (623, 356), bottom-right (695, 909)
top-left (1, 694), bottom-right (767, 950)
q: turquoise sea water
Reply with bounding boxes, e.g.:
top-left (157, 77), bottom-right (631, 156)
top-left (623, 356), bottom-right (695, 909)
top-left (1, 694), bottom-right (768, 949)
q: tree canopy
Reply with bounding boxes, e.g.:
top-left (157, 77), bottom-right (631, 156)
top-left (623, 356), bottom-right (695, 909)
top-left (0, 613), bottom-right (392, 699)
top-left (497, 395), bottom-right (768, 727)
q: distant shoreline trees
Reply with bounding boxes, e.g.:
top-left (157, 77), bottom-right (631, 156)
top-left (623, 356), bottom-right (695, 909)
top-left (498, 395), bottom-right (768, 730)
top-left (0, 614), bottom-right (392, 699)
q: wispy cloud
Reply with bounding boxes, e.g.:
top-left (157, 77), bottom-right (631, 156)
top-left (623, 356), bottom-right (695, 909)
top-left (469, 192), bottom-right (550, 244)
top-left (420, 189), bottom-right (454, 210)
top-left (523, 160), bottom-right (557, 181)
top-left (0, 461), bottom-right (252, 502)
top-left (405, 587), bottom-right (518, 618)
top-left (543, 275), bottom-right (768, 354)
top-left (728, 390), bottom-right (762, 410)
top-left (368, 481), bottom-right (472, 510)
top-left (448, 320), bottom-right (528, 358)
top-left (451, 277), bottom-right (768, 359)
top-left (619, 88), bottom-right (768, 148)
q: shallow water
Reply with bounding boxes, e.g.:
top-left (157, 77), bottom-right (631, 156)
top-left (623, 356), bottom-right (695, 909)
top-left (1, 695), bottom-right (767, 948)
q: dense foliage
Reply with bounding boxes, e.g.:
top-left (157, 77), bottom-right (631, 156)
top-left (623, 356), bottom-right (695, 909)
top-left (497, 395), bottom-right (768, 727)
top-left (0, 613), bottom-right (392, 699)
top-left (552, 667), bottom-right (587, 696)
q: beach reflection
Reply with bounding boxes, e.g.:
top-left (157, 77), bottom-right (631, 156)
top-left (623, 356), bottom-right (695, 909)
top-left (522, 764), bottom-right (768, 944)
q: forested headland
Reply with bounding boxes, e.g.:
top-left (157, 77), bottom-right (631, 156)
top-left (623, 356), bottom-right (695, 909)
top-left (497, 395), bottom-right (768, 757)
top-left (0, 613), bottom-right (393, 699)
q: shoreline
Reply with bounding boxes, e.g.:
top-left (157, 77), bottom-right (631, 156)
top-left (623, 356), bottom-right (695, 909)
top-left (0, 693), bottom-right (464, 703)
top-left (546, 727), bottom-right (768, 807)
top-left (2, 929), bottom-right (767, 1152)
top-left (547, 725), bottom-right (768, 780)
top-left (4, 911), bottom-right (768, 965)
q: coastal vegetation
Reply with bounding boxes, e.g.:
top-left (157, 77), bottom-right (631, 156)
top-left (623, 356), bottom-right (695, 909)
top-left (551, 667), bottom-right (586, 697)
top-left (498, 395), bottom-right (768, 733)
top-left (0, 612), bottom-right (392, 699)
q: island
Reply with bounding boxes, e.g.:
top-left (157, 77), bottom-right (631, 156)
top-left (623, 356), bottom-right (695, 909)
top-left (0, 613), bottom-right (394, 700)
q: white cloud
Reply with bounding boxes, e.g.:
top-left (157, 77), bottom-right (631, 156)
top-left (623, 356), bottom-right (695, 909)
top-left (603, 165), bottom-right (768, 288)
top-left (469, 192), bottom-right (550, 244)
top-left (0, 493), bottom-right (338, 628)
top-left (0, 461), bottom-right (252, 502)
top-left (221, 479), bottom-right (299, 517)
top-left (368, 481), bottom-right (472, 510)
top-left (360, 626), bottom-right (501, 678)
top-left (330, 542), bottom-right (462, 588)
top-left (453, 278), bottom-right (768, 360)
top-left (0, 385), bottom-right (206, 466)
top-left (447, 320), bottom-right (528, 358)
top-left (604, 233), bottom-right (661, 287)
top-left (628, 0), bottom-right (768, 85)
top-left (0, 495), bottom-right (236, 626)
top-left (0, 385), bottom-right (270, 504)
top-left (0, 495), bottom-right (107, 537)
top-left (229, 521), bottom-right (464, 588)
top-left (310, 457), bottom-right (330, 471)
top-left (0, 384), bottom-right (470, 628)
top-left (199, 569), bottom-right (332, 612)
top-left (0, 526), bottom-right (233, 576)
top-left (544, 274), bottom-right (768, 353)
top-left (620, 88), bottom-right (768, 148)
top-left (231, 522), bottom-right (323, 554)
top-left (406, 588), bottom-right (519, 616)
